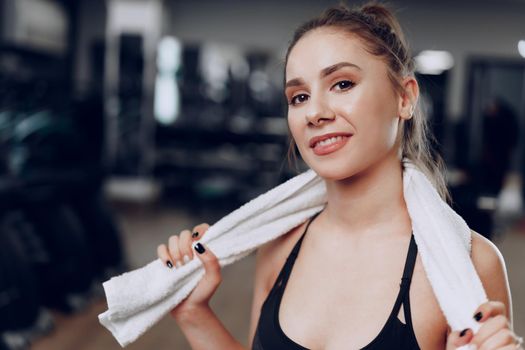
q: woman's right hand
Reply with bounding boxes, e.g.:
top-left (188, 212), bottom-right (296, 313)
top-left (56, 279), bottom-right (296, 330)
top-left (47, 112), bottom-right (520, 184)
top-left (157, 223), bottom-right (222, 321)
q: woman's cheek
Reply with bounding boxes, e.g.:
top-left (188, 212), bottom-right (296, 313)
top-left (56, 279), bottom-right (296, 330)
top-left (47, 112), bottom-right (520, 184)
top-left (287, 116), bottom-right (306, 154)
top-left (380, 117), bottom-right (400, 149)
top-left (288, 120), bottom-right (301, 143)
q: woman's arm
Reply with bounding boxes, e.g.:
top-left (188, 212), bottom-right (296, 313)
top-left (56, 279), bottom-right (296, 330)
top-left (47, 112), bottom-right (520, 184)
top-left (174, 306), bottom-right (245, 350)
top-left (470, 229), bottom-right (513, 327)
top-left (446, 229), bottom-right (519, 349)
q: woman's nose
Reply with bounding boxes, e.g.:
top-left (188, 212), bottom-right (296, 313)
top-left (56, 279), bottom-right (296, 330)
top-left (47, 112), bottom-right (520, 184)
top-left (305, 97), bottom-right (335, 126)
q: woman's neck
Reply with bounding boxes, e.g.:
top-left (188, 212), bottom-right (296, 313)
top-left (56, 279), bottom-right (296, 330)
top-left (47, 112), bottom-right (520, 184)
top-left (320, 153), bottom-right (410, 238)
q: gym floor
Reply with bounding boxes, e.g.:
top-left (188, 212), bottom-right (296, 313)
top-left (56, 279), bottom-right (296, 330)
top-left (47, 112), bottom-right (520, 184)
top-left (31, 203), bottom-right (525, 350)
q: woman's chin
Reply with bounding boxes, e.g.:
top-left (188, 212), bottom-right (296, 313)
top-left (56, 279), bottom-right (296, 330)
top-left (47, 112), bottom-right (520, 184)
top-left (310, 165), bottom-right (357, 181)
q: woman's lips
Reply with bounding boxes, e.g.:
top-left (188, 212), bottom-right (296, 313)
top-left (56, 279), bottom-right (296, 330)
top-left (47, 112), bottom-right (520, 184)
top-left (312, 135), bottom-right (351, 155)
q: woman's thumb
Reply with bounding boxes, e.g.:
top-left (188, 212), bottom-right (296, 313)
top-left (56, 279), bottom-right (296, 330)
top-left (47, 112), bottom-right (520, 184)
top-left (446, 328), bottom-right (473, 349)
top-left (191, 242), bottom-right (222, 293)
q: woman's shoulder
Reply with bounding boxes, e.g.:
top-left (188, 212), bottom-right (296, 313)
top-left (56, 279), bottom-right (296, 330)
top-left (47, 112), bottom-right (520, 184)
top-left (255, 220), bottom-right (311, 291)
top-left (469, 229), bottom-right (512, 320)
top-left (470, 229), bottom-right (507, 280)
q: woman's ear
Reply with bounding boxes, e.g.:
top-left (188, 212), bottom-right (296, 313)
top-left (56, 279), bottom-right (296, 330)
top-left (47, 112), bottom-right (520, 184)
top-left (398, 76), bottom-right (419, 120)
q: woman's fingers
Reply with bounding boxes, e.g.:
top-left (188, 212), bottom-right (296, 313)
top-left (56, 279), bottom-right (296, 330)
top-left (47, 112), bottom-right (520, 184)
top-left (441, 301), bottom-right (520, 350)
top-left (157, 243), bottom-right (174, 268)
top-left (191, 223), bottom-right (210, 240)
top-left (177, 229), bottom-right (193, 264)
top-left (472, 315), bottom-right (512, 348)
top-left (168, 234), bottom-right (183, 267)
top-left (470, 301), bottom-right (510, 348)
top-left (478, 328), bottom-right (519, 350)
top-left (158, 223), bottom-right (211, 269)
top-left (446, 328), bottom-right (474, 349)
top-left (473, 300), bottom-right (507, 322)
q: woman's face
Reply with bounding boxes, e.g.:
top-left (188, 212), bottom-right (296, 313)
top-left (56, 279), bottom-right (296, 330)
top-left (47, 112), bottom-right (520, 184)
top-left (285, 27), bottom-right (409, 180)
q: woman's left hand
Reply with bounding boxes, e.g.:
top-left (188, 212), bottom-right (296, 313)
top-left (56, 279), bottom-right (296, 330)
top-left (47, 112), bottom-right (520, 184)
top-left (446, 301), bottom-right (523, 349)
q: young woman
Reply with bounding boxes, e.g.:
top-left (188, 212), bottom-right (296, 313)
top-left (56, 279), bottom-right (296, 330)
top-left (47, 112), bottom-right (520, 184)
top-left (156, 3), bottom-right (521, 349)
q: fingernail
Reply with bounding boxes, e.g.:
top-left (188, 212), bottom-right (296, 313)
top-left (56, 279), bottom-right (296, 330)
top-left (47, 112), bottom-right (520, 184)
top-left (192, 231), bottom-right (199, 238)
top-left (474, 311), bottom-right (483, 322)
top-left (194, 242), bottom-right (205, 254)
top-left (183, 255), bottom-right (190, 264)
top-left (460, 328), bottom-right (469, 337)
top-left (166, 260), bottom-right (173, 269)
top-left (176, 261), bottom-right (182, 268)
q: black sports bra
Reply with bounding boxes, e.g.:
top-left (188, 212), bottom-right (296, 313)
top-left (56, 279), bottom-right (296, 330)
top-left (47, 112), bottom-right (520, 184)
top-left (252, 211), bottom-right (421, 349)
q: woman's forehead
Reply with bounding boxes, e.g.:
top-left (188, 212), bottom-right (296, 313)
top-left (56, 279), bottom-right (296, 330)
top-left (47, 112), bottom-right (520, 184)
top-left (285, 28), bottom-right (374, 79)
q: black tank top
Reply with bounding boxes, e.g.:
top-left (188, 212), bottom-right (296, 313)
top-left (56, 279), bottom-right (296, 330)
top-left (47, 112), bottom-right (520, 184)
top-left (252, 211), bottom-right (421, 350)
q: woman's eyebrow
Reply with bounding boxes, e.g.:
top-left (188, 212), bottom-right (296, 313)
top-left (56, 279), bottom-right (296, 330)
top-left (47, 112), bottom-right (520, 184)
top-left (285, 78), bottom-right (305, 89)
top-left (285, 62), bottom-right (361, 88)
top-left (321, 61), bottom-right (362, 77)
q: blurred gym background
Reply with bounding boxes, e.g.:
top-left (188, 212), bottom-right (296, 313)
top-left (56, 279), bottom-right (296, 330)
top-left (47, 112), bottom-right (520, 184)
top-left (0, 0), bottom-right (524, 349)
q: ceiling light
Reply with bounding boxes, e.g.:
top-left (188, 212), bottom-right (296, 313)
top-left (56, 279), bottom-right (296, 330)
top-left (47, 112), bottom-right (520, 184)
top-left (518, 40), bottom-right (525, 58)
top-left (415, 50), bottom-right (454, 75)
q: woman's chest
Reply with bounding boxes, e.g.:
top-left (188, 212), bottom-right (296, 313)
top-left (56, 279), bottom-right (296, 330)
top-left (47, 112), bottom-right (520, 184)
top-left (273, 235), bottom-right (448, 350)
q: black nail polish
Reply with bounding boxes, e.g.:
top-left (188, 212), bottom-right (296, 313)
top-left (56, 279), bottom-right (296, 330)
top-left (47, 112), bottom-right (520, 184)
top-left (460, 328), bottom-right (469, 337)
top-left (166, 260), bottom-right (173, 268)
top-left (194, 243), bottom-right (205, 254)
top-left (192, 231), bottom-right (199, 238)
top-left (474, 312), bottom-right (482, 322)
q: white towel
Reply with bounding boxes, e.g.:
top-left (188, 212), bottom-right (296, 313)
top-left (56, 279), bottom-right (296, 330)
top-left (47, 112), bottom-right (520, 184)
top-left (98, 158), bottom-right (487, 349)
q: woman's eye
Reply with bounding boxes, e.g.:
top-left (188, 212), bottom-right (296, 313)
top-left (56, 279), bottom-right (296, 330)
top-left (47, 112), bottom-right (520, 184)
top-left (332, 80), bottom-right (355, 91)
top-left (290, 94), bottom-right (309, 106)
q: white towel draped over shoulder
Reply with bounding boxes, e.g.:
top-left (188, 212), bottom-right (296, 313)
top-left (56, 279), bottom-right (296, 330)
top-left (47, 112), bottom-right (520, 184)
top-left (98, 158), bottom-right (487, 349)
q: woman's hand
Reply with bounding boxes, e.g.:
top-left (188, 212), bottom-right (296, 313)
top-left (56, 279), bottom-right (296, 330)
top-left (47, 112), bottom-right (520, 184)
top-left (156, 223), bottom-right (222, 321)
top-left (446, 301), bottom-right (523, 349)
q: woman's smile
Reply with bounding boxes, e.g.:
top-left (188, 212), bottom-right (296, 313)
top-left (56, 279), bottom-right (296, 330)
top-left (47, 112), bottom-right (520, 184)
top-left (311, 134), bottom-right (352, 155)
